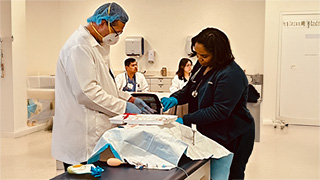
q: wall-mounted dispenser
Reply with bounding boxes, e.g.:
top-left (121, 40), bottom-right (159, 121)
top-left (185, 36), bottom-right (193, 56)
top-left (125, 36), bottom-right (144, 56)
top-left (148, 50), bottom-right (155, 63)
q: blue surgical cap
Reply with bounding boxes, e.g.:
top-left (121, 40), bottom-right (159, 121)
top-left (87, 2), bottom-right (129, 25)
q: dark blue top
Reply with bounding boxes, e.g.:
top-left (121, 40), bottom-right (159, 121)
top-left (122, 74), bottom-right (137, 92)
top-left (171, 61), bottom-right (254, 145)
top-left (127, 75), bottom-right (136, 92)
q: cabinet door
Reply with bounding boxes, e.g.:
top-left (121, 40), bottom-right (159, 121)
top-left (277, 13), bottom-right (319, 125)
top-left (146, 78), bottom-right (151, 85)
top-left (150, 84), bottom-right (171, 93)
top-left (150, 78), bottom-right (172, 85)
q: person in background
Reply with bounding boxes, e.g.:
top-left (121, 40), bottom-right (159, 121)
top-left (170, 58), bottom-right (193, 93)
top-left (115, 58), bottom-right (149, 92)
top-left (52, 2), bottom-right (154, 171)
top-left (168, 58), bottom-right (193, 117)
top-left (161, 27), bottom-right (255, 180)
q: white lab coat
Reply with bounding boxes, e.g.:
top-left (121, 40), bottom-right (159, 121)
top-left (52, 25), bottom-right (131, 164)
top-left (115, 72), bottom-right (149, 92)
top-left (169, 75), bottom-right (188, 93)
top-left (169, 75), bottom-right (189, 118)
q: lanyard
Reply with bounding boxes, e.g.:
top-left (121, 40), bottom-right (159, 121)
top-left (124, 72), bottom-right (137, 91)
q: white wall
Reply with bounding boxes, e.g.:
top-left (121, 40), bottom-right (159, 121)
top-left (0, 0), bottom-right (14, 133)
top-left (26, 1), bottom-right (61, 76)
top-left (263, 0), bottom-right (320, 123)
top-left (26, 0), bottom-right (265, 76)
top-left (0, 0), bottom-right (28, 137)
top-left (12, 0), bottom-right (28, 132)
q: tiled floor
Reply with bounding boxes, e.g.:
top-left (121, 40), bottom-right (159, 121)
top-left (0, 123), bottom-right (319, 180)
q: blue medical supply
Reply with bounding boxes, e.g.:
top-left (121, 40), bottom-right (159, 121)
top-left (88, 143), bottom-right (122, 164)
top-left (134, 98), bottom-right (155, 114)
top-left (27, 99), bottom-right (37, 118)
top-left (161, 97), bottom-right (178, 112)
top-left (125, 102), bottom-right (141, 114)
top-left (87, 2), bottom-right (129, 25)
top-left (91, 166), bottom-right (104, 178)
top-left (176, 118), bottom-right (183, 124)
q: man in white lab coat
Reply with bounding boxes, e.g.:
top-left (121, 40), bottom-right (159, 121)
top-left (115, 58), bottom-right (149, 92)
top-left (52, 2), bottom-right (154, 171)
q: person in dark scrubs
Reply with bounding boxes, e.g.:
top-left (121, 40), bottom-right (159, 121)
top-left (161, 27), bottom-right (255, 180)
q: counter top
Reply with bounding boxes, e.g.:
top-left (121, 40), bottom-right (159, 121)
top-left (144, 75), bottom-right (174, 78)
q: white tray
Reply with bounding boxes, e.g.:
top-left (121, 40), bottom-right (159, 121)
top-left (110, 114), bottom-right (178, 125)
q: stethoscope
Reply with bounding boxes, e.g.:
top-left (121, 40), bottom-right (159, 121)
top-left (190, 66), bottom-right (204, 98)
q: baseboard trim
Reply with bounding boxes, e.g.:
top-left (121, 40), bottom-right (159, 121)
top-left (1, 123), bottom-right (47, 138)
top-left (262, 118), bottom-right (274, 125)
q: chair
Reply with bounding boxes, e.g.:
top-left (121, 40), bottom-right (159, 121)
top-left (131, 93), bottom-right (162, 114)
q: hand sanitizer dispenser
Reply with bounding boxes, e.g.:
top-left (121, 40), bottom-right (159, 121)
top-left (125, 36), bottom-right (144, 56)
top-left (185, 36), bottom-right (192, 56)
top-left (148, 50), bottom-right (155, 63)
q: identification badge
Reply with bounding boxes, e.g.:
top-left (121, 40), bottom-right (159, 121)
top-left (127, 83), bottom-right (134, 90)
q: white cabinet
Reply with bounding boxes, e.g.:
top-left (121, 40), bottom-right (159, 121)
top-left (146, 76), bottom-right (173, 93)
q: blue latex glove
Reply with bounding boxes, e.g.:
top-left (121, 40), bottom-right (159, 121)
top-left (161, 97), bottom-right (178, 112)
top-left (91, 166), bottom-right (104, 178)
top-left (125, 102), bottom-right (141, 114)
top-left (134, 98), bottom-right (155, 114)
top-left (176, 117), bottom-right (183, 124)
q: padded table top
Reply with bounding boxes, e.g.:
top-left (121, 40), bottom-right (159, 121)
top-left (51, 155), bottom-right (209, 180)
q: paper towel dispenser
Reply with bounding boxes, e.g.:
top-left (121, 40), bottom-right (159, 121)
top-left (125, 36), bottom-right (144, 56)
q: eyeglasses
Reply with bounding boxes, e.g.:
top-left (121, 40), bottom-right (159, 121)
top-left (110, 25), bottom-right (122, 37)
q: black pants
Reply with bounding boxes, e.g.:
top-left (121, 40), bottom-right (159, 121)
top-left (222, 125), bottom-right (255, 180)
top-left (63, 161), bottom-right (87, 172)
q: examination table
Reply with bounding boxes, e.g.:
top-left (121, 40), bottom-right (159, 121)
top-left (50, 154), bottom-right (210, 180)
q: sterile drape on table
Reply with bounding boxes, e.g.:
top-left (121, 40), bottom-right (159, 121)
top-left (88, 122), bottom-right (233, 179)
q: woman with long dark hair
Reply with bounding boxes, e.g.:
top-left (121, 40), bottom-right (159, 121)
top-left (161, 27), bottom-right (255, 180)
top-left (168, 58), bottom-right (192, 117)
top-left (170, 58), bottom-right (193, 93)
